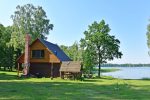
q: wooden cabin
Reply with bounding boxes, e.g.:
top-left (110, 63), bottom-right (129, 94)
top-left (60, 61), bottom-right (81, 79)
top-left (17, 38), bottom-right (71, 78)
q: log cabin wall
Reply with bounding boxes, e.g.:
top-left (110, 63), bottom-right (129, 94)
top-left (30, 39), bottom-right (60, 63)
top-left (17, 39), bottom-right (60, 63)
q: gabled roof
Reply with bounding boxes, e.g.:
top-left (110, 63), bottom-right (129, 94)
top-left (38, 38), bottom-right (71, 61)
top-left (60, 61), bottom-right (81, 72)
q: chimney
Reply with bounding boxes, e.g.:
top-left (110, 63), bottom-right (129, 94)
top-left (23, 34), bottom-right (31, 75)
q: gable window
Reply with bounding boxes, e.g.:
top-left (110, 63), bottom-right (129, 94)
top-left (32, 50), bottom-right (44, 58)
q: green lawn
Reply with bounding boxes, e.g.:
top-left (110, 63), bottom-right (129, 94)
top-left (0, 71), bottom-right (150, 100)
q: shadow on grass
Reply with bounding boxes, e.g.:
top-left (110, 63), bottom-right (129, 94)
top-left (0, 80), bottom-right (150, 100)
top-left (100, 76), bottom-right (116, 80)
top-left (83, 76), bottom-right (116, 82)
top-left (0, 73), bottom-right (18, 80)
top-left (83, 79), bottom-right (103, 82)
top-left (0, 71), bottom-right (31, 80)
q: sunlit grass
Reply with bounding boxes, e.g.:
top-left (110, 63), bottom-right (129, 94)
top-left (0, 71), bottom-right (150, 100)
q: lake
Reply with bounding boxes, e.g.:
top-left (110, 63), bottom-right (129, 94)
top-left (101, 67), bottom-right (150, 79)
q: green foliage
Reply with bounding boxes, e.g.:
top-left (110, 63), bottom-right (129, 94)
top-left (81, 45), bottom-right (97, 74)
top-left (0, 24), bottom-right (14, 71)
top-left (81, 20), bottom-right (122, 77)
top-left (0, 4), bottom-right (53, 70)
top-left (60, 41), bottom-right (82, 61)
top-left (9, 4), bottom-right (53, 51)
top-left (147, 21), bottom-right (150, 55)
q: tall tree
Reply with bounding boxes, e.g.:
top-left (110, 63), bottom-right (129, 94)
top-left (9, 4), bottom-right (53, 51)
top-left (0, 24), bottom-right (5, 69)
top-left (147, 21), bottom-right (150, 55)
top-left (0, 24), bottom-right (14, 71)
top-left (81, 20), bottom-right (122, 77)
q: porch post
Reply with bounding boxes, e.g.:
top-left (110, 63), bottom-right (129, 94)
top-left (17, 63), bottom-right (20, 77)
top-left (60, 71), bottom-right (62, 78)
top-left (51, 62), bottom-right (53, 80)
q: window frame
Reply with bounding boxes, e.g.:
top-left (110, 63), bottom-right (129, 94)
top-left (31, 50), bottom-right (45, 59)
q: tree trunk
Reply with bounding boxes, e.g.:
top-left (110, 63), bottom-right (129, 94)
top-left (10, 66), bottom-right (12, 71)
top-left (4, 66), bottom-right (6, 71)
top-left (98, 61), bottom-right (101, 78)
top-left (98, 49), bottom-right (101, 78)
top-left (90, 66), bottom-right (92, 74)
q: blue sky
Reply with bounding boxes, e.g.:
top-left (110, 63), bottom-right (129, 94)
top-left (0, 0), bottom-right (150, 64)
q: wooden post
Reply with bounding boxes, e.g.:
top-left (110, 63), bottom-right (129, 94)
top-left (17, 63), bottom-right (20, 77)
top-left (60, 71), bottom-right (61, 78)
top-left (51, 62), bottom-right (53, 80)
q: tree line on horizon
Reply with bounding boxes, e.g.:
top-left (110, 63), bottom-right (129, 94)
top-left (0, 4), bottom-right (122, 77)
top-left (101, 63), bottom-right (150, 67)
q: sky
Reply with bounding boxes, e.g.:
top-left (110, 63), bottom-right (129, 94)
top-left (0, 0), bottom-right (150, 64)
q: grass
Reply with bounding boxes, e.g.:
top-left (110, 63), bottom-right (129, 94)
top-left (0, 71), bottom-right (150, 100)
top-left (101, 68), bottom-right (120, 73)
top-left (93, 67), bottom-right (120, 73)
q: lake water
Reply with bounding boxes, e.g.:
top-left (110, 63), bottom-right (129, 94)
top-left (101, 67), bottom-right (150, 79)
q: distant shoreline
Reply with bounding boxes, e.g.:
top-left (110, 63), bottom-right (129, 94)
top-left (101, 64), bottom-right (150, 67)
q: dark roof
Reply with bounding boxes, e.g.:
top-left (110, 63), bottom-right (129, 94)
top-left (60, 61), bottom-right (81, 72)
top-left (39, 38), bottom-right (71, 61)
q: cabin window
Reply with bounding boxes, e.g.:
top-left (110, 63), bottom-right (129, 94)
top-left (32, 50), bottom-right (44, 58)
